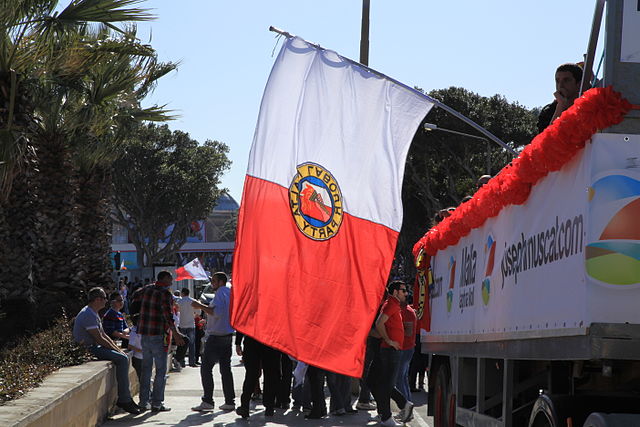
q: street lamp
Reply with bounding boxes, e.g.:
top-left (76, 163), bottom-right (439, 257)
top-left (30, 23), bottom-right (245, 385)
top-left (423, 122), bottom-right (516, 174)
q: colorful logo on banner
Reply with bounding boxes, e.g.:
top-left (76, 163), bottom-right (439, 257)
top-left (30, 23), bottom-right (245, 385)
top-left (482, 234), bottom-right (496, 305)
top-left (414, 248), bottom-right (428, 320)
top-left (586, 174), bottom-right (640, 285)
top-left (289, 163), bottom-right (344, 241)
top-left (446, 255), bottom-right (456, 313)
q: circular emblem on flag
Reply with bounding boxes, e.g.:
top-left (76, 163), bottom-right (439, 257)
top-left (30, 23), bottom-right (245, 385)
top-left (289, 162), bottom-right (344, 241)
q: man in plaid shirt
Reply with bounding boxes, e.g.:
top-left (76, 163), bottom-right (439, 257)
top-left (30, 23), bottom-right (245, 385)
top-left (134, 270), bottom-right (186, 412)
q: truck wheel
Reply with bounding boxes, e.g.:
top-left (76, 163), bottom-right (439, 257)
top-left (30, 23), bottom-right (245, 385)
top-left (528, 395), bottom-right (562, 427)
top-left (434, 364), bottom-right (452, 427)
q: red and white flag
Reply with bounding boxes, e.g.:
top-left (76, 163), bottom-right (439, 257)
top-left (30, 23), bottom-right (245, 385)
top-left (231, 36), bottom-right (434, 376)
top-left (175, 258), bottom-right (208, 281)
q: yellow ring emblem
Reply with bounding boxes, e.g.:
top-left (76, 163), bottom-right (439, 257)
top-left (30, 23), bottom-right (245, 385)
top-left (289, 163), bottom-right (343, 241)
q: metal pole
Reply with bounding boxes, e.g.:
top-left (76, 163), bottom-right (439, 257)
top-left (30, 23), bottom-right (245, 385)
top-left (360, 0), bottom-right (370, 66)
top-left (268, 26), bottom-right (514, 155)
top-left (580, 0), bottom-right (605, 96)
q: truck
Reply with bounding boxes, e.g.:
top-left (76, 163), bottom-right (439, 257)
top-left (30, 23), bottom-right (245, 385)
top-left (414, 1), bottom-right (640, 426)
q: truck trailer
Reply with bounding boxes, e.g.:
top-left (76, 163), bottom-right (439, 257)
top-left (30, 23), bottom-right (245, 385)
top-left (414, 1), bottom-right (640, 426)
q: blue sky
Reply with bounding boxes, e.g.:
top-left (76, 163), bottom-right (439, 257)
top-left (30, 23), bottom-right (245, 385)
top-left (137, 1), bottom-right (601, 203)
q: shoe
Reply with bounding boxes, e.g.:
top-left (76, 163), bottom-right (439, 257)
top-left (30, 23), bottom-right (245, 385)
top-left (117, 400), bottom-right (141, 415)
top-left (138, 402), bottom-right (150, 412)
top-left (305, 407), bottom-right (327, 419)
top-left (180, 361), bottom-right (186, 368)
top-left (264, 407), bottom-right (274, 417)
top-left (189, 363), bottom-right (198, 367)
top-left (151, 405), bottom-right (171, 412)
top-left (279, 402), bottom-right (290, 410)
top-left (356, 401), bottom-right (377, 410)
top-left (346, 407), bottom-right (358, 413)
top-left (236, 406), bottom-right (250, 419)
top-left (399, 401), bottom-right (414, 423)
top-left (302, 407), bottom-right (312, 416)
top-left (331, 408), bottom-right (346, 416)
top-left (291, 404), bottom-right (301, 412)
top-left (191, 401), bottom-right (215, 411)
top-left (219, 403), bottom-right (235, 411)
top-left (380, 416), bottom-right (401, 426)
top-left (251, 392), bottom-right (262, 402)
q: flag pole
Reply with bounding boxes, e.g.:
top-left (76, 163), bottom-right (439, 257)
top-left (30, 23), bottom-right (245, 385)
top-left (268, 26), bottom-right (516, 156)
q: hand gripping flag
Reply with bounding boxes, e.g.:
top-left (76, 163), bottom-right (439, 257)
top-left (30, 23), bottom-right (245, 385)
top-left (175, 258), bottom-right (209, 281)
top-left (231, 36), bottom-right (434, 376)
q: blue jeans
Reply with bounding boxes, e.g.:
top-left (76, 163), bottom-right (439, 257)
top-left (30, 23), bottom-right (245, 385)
top-left (140, 335), bottom-right (168, 407)
top-left (395, 348), bottom-right (415, 401)
top-left (201, 335), bottom-right (235, 405)
top-left (89, 345), bottom-right (132, 403)
top-left (179, 327), bottom-right (196, 365)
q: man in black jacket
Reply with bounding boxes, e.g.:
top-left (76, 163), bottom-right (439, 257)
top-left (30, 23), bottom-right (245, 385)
top-left (537, 63), bottom-right (583, 133)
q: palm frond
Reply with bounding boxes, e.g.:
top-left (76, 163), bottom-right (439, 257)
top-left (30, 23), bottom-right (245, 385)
top-left (56, 0), bottom-right (154, 24)
top-left (90, 37), bottom-right (155, 57)
top-left (135, 60), bottom-right (177, 98)
top-left (126, 104), bottom-right (177, 122)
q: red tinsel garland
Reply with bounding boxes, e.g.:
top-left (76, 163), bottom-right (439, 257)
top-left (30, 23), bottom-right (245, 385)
top-left (413, 87), bottom-right (633, 259)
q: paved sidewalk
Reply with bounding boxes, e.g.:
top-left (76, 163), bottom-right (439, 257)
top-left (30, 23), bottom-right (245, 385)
top-left (103, 353), bottom-right (434, 426)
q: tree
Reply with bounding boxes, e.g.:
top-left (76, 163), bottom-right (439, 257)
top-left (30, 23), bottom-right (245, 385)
top-left (0, 0), bottom-right (164, 340)
top-left (219, 211), bottom-right (238, 242)
top-left (112, 123), bottom-right (231, 268)
top-left (395, 87), bottom-right (538, 280)
top-left (72, 27), bottom-right (175, 290)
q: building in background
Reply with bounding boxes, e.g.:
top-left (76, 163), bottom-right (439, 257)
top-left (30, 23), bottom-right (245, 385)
top-left (111, 192), bottom-right (239, 279)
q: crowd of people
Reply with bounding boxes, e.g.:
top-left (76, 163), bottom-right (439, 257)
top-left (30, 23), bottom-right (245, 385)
top-left (72, 271), bottom-right (428, 425)
top-left (68, 60), bottom-right (588, 425)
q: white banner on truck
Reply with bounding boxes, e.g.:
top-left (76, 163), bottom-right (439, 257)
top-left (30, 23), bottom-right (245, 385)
top-left (427, 133), bottom-right (640, 341)
top-left (621, 0), bottom-right (640, 63)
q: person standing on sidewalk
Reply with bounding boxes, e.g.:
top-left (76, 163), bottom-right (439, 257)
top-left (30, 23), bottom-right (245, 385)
top-left (73, 287), bottom-right (140, 415)
top-left (367, 281), bottom-right (414, 426)
top-left (135, 271), bottom-right (186, 412)
top-left (395, 299), bottom-right (417, 405)
top-left (176, 288), bottom-right (199, 367)
top-left (190, 272), bottom-right (236, 412)
top-left (234, 332), bottom-right (281, 419)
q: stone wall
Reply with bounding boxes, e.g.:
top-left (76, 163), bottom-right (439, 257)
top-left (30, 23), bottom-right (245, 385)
top-left (0, 359), bottom-right (139, 427)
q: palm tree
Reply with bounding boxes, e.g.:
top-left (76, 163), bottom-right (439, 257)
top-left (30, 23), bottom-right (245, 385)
top-left (72, 28), bottom-right (175, 292)
top-left (0, 0), bottom-right (160, 337)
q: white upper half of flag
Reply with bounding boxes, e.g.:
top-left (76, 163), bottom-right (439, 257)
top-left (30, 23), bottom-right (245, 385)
top-left (181, 258), bottom-right (209, 280)
top-left (247, 36), bottom-right (434, 232)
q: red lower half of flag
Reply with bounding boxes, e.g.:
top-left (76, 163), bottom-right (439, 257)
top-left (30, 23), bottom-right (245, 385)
top-left (231, 176), bottom-right (399, 377)
top-left (175, 267), bottom-right (192, 281)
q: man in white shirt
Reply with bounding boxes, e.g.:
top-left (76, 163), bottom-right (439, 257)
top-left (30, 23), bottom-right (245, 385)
top-left (190, 272), bottom-right (236, 412)
top-left (176, 287), bottom-right (199, 367)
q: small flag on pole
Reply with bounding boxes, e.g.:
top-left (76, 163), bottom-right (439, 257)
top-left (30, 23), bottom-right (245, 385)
top-left (175, 258), bottom-right (208, 281)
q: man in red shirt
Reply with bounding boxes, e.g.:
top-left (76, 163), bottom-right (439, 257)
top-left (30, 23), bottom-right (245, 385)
top-left (367, 281), bottom-right (414, 426)
top-left (395, 300), bottom-right (417, 418)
